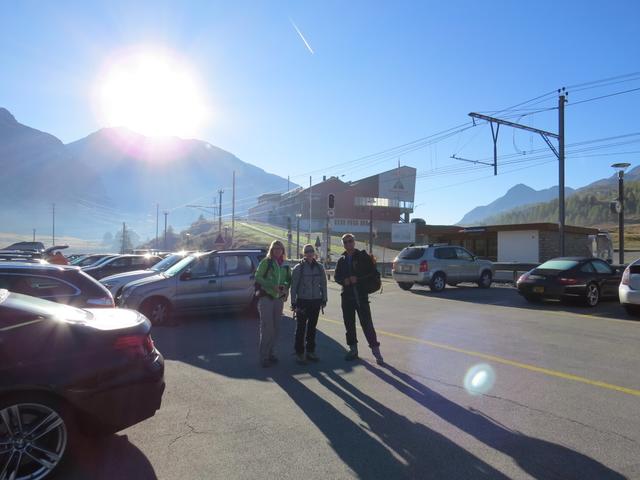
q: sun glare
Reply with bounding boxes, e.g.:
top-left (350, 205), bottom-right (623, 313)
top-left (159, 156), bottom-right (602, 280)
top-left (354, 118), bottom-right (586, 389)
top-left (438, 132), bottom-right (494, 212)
top-left (95, 49), bottom-right (208, 138)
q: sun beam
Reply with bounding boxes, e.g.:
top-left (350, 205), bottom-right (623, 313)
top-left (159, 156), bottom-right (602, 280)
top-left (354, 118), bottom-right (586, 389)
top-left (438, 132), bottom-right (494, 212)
top-left (94, 48), bottom-right (208, 138)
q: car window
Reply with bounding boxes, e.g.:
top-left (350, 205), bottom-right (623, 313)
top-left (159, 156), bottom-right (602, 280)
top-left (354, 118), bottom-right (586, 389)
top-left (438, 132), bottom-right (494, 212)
top-left (223, 255), bottom-right (254, 276)
top-left (190, 255), bottom-right (219, 278)
top-left (455, 248), bottom-right (473, 261)
top-left (398, 247), bottom-right (425, 260)
top-left (110, 257), bottom-right (131, 267)
top-left (434, 247), bottom-right (456, 260)
top-left (152, 254), bottom-right (183, 272)
top-left (131, 256), bottom-right (148, 266)
top-left (0, 275), bottom-right (77, 297)
top-left (580, 262), bottom-right (596, 273)
top-left (591, 260), bottom-right (613, 274)
top-left (537, 260), bottom-right (579, 271)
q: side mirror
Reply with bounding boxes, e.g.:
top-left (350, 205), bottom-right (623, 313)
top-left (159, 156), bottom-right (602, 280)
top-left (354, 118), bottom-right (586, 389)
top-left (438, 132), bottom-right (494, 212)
top-left (180, 270), bottom-right (192, 281)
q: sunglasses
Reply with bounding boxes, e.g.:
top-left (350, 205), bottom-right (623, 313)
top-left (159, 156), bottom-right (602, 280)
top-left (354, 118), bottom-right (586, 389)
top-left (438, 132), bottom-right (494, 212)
top-left (343, 239), bottom-right (355, 244)
top-left (304, 249), bottom-right (315, 254)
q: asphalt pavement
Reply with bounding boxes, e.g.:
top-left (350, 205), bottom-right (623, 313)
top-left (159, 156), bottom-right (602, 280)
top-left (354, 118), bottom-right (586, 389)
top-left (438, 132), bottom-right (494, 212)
top-left (59, 280), bottom-right (640, 479)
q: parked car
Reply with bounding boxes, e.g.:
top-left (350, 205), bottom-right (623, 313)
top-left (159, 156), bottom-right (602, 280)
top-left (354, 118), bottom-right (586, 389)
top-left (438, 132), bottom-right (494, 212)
top-left (619, 260), bottom-right (640, 316)
top-left (118, 249), bottom-right (265, 325)
top-left (0, 263), bottom-right (114, 307)
top-left (100, 252), bottom-right (192, 297)
top-left (391, 244), bottom-right (494, 291)
top-left (83, 254), bottom-right (163, 280)
top-left (0, 289), bottom-right (165, 479)
top-left (70, 253), bottom-right (118, 267)
top-left (517, 257), bottom-right (621, 306)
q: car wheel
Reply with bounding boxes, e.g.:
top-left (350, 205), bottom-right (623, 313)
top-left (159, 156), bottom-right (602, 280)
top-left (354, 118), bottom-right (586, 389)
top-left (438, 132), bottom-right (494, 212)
top-left (397, 282), bottom-right (413, 291)
top-left (624, 304), bottom-right (640, 317)
top-left (429, 273), bottom-right (446, 292)
top-left (0, 395), bottom-right (75, 480)
top-left (478, 270), bottom-right (492, 289)
top-left (142, 297), bottom-right (172, 326)
top-left (584, 283), bottom-right (600, 307)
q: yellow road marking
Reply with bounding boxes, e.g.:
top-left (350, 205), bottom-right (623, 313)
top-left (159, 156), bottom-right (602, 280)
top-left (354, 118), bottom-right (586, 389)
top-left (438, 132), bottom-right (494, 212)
top-left (320, 316), bottom-right (640, 397)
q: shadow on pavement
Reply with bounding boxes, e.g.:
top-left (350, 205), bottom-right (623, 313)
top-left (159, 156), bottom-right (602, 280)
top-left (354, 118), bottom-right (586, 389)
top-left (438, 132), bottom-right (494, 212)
top-left (151, 314), bottom-right (620, 479)
top-left (364, 362), bottom-right (625, 480)
top-left (408, 284), bottom-right (640, 322)
top-left (55, 434), bottom-right (157, 479)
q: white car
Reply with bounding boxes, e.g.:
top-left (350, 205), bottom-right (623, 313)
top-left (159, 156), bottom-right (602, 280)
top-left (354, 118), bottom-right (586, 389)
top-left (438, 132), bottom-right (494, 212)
top-left (619, 261), bottom-right (640, 316)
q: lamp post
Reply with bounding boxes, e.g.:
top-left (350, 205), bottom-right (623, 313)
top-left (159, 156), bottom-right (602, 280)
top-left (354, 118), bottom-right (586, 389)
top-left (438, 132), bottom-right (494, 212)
top-left (612, 162), bottom-right (631, 264)
top-left (296, 213), bottom-right (302, 259)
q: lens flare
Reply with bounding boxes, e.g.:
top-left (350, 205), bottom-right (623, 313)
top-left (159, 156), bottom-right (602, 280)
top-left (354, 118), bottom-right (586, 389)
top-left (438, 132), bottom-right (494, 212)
top-left (463, 363), bottom-right (496, 395)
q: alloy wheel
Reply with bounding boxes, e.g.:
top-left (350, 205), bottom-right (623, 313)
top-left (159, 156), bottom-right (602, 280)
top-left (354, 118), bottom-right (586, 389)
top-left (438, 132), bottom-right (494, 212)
top-left (586, 284), bottom-right (599, 307)
top-left (0, 403), bottom-right (67, 480)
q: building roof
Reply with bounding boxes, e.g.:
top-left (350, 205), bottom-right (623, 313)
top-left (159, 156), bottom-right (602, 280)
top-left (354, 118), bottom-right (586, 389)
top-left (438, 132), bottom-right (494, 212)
top-left (417, 222), bottom-right (599, 235)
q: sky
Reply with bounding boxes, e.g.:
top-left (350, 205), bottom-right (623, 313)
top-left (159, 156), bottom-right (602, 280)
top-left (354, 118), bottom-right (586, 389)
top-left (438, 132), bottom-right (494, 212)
top-left (1, 0), bottom-right (639, 225)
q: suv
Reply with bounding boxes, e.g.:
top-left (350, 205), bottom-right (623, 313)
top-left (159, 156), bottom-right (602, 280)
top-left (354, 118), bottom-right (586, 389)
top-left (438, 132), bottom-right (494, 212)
top-left (0, 263), bottom-right (114, 307)
top-left (118, 249), bottom-right (266, 325)
top-left (392, 245), bottom-right (493, 291)
top-left (83, 254), bottom-right (163, 280)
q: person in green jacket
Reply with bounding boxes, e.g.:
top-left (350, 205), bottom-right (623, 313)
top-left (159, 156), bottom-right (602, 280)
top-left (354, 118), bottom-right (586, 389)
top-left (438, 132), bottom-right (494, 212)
top-left (255, 240), bottom-right (292, 367)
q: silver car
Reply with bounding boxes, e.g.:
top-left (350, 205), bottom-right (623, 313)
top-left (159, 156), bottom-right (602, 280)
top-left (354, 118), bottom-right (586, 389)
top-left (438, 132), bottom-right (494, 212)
top-left (392, 245), bottom-right (494, 291)
top-left (100, 252), bottom-right (191, 297)
top-left (118, 249), bottom-right (266, 325)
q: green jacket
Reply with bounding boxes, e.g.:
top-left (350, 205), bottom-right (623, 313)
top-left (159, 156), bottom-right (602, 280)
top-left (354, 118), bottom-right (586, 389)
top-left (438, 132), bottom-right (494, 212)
top-left (255, 258), bottom-right (292, 299)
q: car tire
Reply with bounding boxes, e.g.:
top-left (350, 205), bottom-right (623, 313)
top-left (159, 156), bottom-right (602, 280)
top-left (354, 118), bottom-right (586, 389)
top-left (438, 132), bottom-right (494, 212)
top-left (584, 283), bottom-right (600, 307)
top-left (141, 297), bottom-right (173, 326)
top-left (624, 304), bottom-right (640, 317)
top-left (0, 393), bottom-right (77, 480)
top-left (477, 270), bottom-right (492, 289)
top-left (429, 273), bottom-right (446, 292)
top-left (397, 282), bottom-right (413, 291)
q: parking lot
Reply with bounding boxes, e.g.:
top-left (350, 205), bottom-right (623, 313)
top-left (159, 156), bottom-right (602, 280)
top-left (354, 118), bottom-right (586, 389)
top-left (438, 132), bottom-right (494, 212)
top-left (54, 279), bottom-right (640, 479)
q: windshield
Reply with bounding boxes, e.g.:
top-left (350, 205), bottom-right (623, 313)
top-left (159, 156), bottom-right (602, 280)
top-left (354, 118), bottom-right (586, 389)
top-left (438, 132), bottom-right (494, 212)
top-left (151, 254), bottom-right (184, 272)
top-left (164, 255), bottom-right (197, 277)
top-left (537, 260), bottom-right (579, 271)
top-left (74, 255), bottom-right (112, 267)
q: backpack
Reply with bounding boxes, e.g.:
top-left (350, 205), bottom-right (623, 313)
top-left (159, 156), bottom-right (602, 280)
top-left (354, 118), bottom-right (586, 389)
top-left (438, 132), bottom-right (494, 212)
top-left (360, 251), bottom-right (381, 294)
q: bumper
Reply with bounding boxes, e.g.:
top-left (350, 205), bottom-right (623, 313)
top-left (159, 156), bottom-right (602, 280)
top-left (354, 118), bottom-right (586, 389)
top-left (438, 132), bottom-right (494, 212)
top-left (67, 352), bottom-right (165, 432)
top-left (619, 285), bottom-right (640, 305)
top-left (392, 271), bottom-right (430, 283)
top-left (517, 282), bottom-right (584, 298)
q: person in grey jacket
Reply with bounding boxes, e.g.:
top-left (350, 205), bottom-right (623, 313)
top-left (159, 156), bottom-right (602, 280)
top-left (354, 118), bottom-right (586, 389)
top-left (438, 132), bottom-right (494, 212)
top-left (290, 244), bottom-right (328, 364)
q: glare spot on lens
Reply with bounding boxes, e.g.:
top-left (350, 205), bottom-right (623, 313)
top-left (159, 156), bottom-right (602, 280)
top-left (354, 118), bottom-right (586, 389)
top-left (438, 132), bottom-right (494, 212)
top-left (464, 363), bottom-right (496, 395)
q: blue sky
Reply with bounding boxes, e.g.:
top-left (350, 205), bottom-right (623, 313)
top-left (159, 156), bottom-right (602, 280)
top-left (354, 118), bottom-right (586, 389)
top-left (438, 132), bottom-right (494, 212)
top-left (1, 0), bottom-right (639, 225)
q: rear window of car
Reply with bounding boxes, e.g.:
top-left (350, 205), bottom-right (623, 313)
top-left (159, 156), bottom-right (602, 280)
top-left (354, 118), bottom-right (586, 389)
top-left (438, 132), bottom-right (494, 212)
top-left (398, 247), bottom-right (425, 260)
top-left (537, 260), bottom-right (579, 271)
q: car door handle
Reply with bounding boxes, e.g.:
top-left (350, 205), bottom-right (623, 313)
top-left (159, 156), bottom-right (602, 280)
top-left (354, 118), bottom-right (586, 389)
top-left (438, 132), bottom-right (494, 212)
top-left (209, 279), bottom-right (217, 284)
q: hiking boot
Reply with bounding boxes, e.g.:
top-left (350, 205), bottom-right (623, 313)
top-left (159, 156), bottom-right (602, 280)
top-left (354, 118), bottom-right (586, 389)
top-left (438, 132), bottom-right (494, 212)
top-left (344, 345), bottom-right (359, 361)
top-left (295, 353), bottom-right (308, 365)
top-left (305, 352), bottom-right (319, 362)
top-left (372, 346), bottom-right (384, 365)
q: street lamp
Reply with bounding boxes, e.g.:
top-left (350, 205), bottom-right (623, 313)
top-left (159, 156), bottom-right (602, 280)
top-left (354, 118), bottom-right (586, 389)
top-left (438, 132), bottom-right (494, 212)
top-left (296, 213), bottom-right (303, 259)
top-left (612, 162), bottom-right (631, 264)
top-left (185, 233), bottom-right (191, 248)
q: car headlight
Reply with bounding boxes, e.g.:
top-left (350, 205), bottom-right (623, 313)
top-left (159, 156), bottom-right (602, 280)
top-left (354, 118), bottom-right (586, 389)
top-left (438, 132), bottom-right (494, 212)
top-left (120, 286), bottom-right (136, 304)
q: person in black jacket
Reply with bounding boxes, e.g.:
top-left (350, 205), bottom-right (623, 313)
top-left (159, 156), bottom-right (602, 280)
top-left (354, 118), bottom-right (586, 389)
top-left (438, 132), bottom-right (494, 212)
top-left (334, 233), bottom-right (383, 364)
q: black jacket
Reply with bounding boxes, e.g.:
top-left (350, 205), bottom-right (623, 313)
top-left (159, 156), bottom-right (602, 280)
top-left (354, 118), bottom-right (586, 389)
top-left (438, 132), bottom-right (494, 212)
top-left (334, 249), bottom-right (374, 297)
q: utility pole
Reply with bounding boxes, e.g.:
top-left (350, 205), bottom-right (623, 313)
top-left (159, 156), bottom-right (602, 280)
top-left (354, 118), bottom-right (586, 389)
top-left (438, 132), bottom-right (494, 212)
top-left (121, 222), bottom-right (126, 254)
top-left (287, 216), bottom-right (292, 258)
top-left (218, 189), bottom-right (224, 234)
top-left (296, 213), bottom-right (302, 259)
top-left (232, 171), bottom-right (236, 246)
top-left (468, 89), bottom-right (566, 255)
top-left (369, 207), bottom-right (374, 254)
top-left (52, 203), bottom-right (56, 246)
top-left (32, 229), bottom-right (36, 242)
top-left (308, 176), bottom-right (312, 243)
top-left (163, 211), bottom-right (168, 250)
top-left (155, 203), bottom-right (159, 251)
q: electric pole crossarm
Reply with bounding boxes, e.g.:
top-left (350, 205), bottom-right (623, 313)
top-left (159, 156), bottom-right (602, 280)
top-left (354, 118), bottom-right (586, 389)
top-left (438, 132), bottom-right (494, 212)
top-left (540, 134), bottom-right (560, 159)
top-left (469, 112), bottom-right (559, 139)
top-left (450, 154), bottom-right (494, 167)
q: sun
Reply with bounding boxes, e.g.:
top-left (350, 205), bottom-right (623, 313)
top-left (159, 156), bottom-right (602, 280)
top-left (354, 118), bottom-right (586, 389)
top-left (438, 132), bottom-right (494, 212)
top-left (95, 48), bottom-right (208, 138)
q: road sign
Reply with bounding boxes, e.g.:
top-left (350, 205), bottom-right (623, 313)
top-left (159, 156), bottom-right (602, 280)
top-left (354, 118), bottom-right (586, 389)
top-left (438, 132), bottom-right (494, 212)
top-left (327, 208), bottom-right (335, 217)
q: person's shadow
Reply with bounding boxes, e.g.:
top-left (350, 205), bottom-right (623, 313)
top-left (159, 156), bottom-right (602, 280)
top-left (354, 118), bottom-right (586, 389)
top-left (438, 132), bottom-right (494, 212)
top-left (151, 313), bottom-right (620, 479)
top-left (362, 362), bottom-right (626, 480)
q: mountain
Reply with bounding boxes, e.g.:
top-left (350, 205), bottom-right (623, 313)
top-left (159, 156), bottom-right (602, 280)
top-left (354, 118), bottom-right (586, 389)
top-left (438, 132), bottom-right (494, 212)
top-left (458, 184), bottom-right (576, 225)
top-left (0, 108), bottom-right (293, 240)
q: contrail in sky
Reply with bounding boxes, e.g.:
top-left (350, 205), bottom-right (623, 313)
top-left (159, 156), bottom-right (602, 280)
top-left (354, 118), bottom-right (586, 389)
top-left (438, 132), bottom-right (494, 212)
top-left (290, 18), bottom-right (314, 54)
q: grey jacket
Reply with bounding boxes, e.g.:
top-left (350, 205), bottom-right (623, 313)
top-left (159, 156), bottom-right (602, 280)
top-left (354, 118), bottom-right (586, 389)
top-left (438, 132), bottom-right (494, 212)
top-left (290, 260), bottom-right (328, 306)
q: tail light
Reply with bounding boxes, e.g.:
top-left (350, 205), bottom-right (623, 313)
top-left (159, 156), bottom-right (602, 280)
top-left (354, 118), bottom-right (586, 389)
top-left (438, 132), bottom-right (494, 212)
top-left (621, 267), bottom-right (630, 286)
top-left (87, 295), bottom-right (115, 307)
top-left (558, 278), bottom-right (578, 285)
top-left (419, 260), bottom-right (428, 272)
top-left (114, 334), bottom-right (154, 358)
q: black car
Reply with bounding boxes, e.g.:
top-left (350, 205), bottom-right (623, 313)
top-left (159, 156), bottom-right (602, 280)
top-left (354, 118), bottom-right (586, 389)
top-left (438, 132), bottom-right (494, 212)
top-left (0, 263), bottom-right (114, 308)
top-left (0, 290), bottom-right (165, 479)
top-left (70, 254), bottom-right (118, 268)
top-left (82, 255), bottom-right (163, 280)
top-left (517, 257), bottom-right (621, 306)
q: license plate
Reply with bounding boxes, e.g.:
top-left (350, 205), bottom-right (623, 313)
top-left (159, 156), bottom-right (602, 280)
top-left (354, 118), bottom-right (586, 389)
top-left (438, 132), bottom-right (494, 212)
top-left (402, 265), bottom-right (412, 272)
top-left (533, 286), bottom-right (544, 293)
